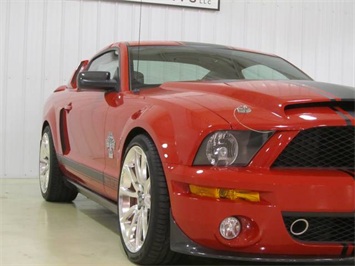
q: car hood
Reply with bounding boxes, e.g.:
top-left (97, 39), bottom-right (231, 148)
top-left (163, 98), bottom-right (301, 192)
top-left (159, 80), bottom-right (355, 130)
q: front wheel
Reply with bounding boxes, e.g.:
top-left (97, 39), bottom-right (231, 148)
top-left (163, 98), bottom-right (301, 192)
top-left (118, 135), bottom-right (179, 265)
top-left (39, 126), bottom-right (77, 202)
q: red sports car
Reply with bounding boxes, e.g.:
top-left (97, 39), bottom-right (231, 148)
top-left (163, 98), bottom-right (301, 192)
top-left (39, 41), bottom-right (354, 264)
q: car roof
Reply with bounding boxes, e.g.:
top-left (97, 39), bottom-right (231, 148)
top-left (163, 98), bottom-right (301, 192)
top-left (107, 41), bottom-right (276, 56)
top-left (126, 41), bottom-right (228, 48)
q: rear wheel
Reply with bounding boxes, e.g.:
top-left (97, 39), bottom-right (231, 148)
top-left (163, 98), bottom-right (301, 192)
top-left (118, 135), bottom-right (179, 265)
top-left (39, 126), bottom-right (77, 202)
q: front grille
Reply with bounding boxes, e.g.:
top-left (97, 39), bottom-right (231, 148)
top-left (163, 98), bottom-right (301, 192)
top-left (273, 126), bottom-right (355, 169)
top-left (283, 213), bottom-right (355, 243)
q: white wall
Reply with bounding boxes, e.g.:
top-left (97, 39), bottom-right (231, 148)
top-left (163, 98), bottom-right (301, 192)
top-left (0, 0), bottom-right (354, 178)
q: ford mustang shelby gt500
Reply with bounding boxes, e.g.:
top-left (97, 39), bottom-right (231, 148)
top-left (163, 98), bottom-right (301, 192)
top-left (39, 41), bottom-right (354, 264)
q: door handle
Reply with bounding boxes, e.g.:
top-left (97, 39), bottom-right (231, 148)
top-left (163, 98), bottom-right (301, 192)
top-left (64, 103), bottom-right (72, 112)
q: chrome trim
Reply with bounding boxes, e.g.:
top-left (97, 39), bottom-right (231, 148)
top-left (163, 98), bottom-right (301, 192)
top-left (236, 105), bottom-right (252, 114)
top-left (290, 218), bottom-right (309, 236)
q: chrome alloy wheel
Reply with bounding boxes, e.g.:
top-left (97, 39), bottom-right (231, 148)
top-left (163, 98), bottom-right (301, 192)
top-left (39, 132), bottom-right (50, 194)
top-left (119, 146), bottom-right (151, 253)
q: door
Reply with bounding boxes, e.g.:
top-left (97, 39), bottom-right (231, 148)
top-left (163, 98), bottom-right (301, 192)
top-left (65, 50), bottom-right (119, 194)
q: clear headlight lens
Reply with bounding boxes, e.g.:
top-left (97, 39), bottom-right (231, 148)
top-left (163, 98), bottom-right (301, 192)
top-left (194, 130), bottom-right (273, 166)
top-left (206, 131), bottom-right (238, 166)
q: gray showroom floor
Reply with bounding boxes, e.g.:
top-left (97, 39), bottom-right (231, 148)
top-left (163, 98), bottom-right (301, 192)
top-left (0, 179), bottom-right (236, 266)
top-left (0, 178), bottom-right (133, 266)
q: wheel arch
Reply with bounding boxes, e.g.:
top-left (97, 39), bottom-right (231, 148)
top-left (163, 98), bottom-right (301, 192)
top-left (41, 121), bottom-right (50, 134)
top-left (41, 109), bottom-right (63, 156)
top-left (120, 125), bottom-right (176, 166)
top-left (121, 127), bottom-right (151, 161)
top-left (119, 126), bottom-right (177, 199)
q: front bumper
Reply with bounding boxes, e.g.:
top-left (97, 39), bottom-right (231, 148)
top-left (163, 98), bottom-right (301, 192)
top-left (170, 214), bottom-right (354, 263)
top-left (166, 165), bottom-right (355, 261)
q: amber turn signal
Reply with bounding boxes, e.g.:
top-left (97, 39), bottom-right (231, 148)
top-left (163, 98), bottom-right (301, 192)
top-left (189, 185), bottom-right (260, 202)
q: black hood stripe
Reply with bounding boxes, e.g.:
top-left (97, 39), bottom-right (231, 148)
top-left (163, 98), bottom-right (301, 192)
top-left (337, 106), bottom-right (355, 124)
top-left (289, 80), bottom-right (355, 100)
top-left (330, 107), bottom-right (353, 125)
top-left (341, 244), bottom-right (348, 256)
top-left (345, 110), bottom-right (355, 118)
top-left (289, 80), bottom-right (355, 124)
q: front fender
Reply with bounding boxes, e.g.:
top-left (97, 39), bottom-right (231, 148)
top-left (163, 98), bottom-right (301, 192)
top-left (119, 99), bottom-right (230, 166)
top-left (42, 87), bottom-right (71, 155)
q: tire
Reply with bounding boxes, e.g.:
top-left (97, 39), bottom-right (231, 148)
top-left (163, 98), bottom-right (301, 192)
top-left (118, 135), bottom-right (179, 265)
top-left (39, 126), bottom-right (78, 202)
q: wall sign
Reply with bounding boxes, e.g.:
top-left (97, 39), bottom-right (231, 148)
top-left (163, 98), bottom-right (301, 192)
top-left (121, 0), bottom-right (220, 11)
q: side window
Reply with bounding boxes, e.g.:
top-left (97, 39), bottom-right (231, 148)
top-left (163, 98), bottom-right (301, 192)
top-left (88, 50), bottom-right (119, 81)
top-left (242, 64), bottom-right (288, 80)
top-left (133, 60), bottom-right (208, 84)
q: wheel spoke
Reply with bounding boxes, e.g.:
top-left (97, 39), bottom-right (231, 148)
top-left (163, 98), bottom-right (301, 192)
top-left (119, 187), bottom-right (138, 198)
top-left (43, 176), bottom-right (48, 188)
top-left (134, 149), bottom-right (144, 184)
top-left (141, 208), bottom-right (149, 238)
top-left (143, 178), bottom-right (150, 195)
top-left (120, 205), bottom-right (137, 223)
top-left (128, 208), bottom-right (139, 238)
top-left (40, 165), bottom-right (45, 175)
top-left (138, 154), bottom-right (148, 184)
top-left (125, 165), bottom-right (140, 192)
top-left (142, 178), bottom-right (151, 207)
top-left (135, 209), bottom-right (143, 247)
top-left (43, 144), bottom-right (49, 157)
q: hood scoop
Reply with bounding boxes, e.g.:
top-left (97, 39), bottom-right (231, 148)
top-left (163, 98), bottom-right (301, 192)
top-left (160, 80), bottom-right (355, 129)
top-left (284, 100), bottom-right (355, 116)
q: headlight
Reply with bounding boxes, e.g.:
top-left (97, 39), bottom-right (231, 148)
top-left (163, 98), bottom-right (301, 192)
top-left (194, 130), bottom-right (273, 166)
top-left (206, 131), bottom-right (238, 166)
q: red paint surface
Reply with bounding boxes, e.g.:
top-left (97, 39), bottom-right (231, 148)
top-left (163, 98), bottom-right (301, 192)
top-left (42, 42), bottom-right (355, 258)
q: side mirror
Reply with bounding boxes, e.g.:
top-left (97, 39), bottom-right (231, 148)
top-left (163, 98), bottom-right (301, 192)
top-left (78, 71), bottom-right (117, 90)
top-left (70, 60), bottom-right (89, 88)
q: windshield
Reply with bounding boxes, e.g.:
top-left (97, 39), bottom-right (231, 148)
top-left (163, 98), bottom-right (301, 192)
top-left (128, 45), bottom-right (312, 90)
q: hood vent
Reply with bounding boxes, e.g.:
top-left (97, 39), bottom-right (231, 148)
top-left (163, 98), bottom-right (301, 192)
top-left (284, 101), bottom-right (355, 113)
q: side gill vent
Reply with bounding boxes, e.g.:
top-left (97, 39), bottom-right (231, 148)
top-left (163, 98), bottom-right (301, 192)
top-left (59, 109), bottom-right (71, 155)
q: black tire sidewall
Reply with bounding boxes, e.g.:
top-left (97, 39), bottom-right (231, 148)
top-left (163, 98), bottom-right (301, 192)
top-left (118, 135), bottom-right (171, 264)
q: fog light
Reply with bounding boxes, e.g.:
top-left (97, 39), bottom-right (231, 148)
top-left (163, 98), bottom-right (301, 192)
top-left (219, 217), bottom-right (241, 239)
